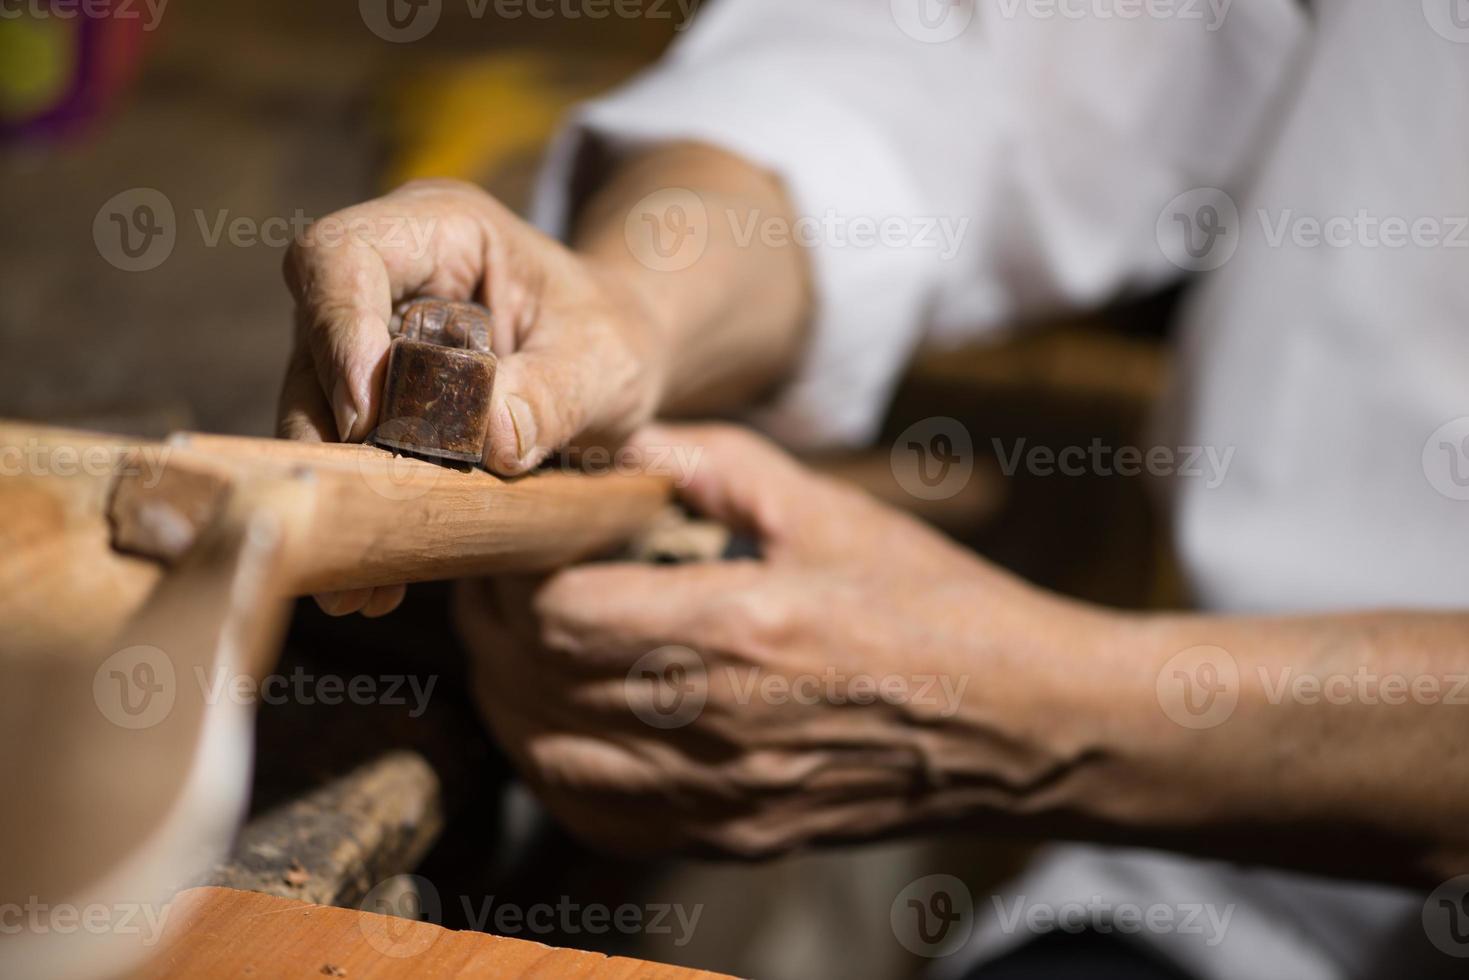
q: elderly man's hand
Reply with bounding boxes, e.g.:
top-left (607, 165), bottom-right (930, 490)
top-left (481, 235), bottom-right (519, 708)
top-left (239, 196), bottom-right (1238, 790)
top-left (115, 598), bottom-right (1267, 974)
top-left (455, 425), bottom-right (1115, 858)
top-left (277, 179), bottom-right (670, 617)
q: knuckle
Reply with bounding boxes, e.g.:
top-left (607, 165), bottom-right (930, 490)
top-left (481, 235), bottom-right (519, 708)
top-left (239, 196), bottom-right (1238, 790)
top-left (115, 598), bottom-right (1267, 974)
top-left (699, 586), bottom-right (796, 653)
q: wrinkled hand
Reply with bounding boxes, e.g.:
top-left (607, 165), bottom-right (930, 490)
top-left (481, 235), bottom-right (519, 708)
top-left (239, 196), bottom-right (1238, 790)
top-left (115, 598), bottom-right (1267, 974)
top-left (456, 425), bottom-right (1088, 858)
top-left (278, 179), bottom-right (670, 617)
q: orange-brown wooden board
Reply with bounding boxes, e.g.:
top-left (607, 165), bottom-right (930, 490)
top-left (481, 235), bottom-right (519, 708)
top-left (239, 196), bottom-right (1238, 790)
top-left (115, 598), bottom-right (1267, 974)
top-left (132, 887), bottom-right (735, 979)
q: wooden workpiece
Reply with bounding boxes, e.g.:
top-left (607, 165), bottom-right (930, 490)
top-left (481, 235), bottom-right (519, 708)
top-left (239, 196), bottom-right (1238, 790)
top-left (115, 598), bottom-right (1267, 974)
top-left (134, 887), bottom-right (732, 980)
top-left (108, 430), bottom-right (678, 596)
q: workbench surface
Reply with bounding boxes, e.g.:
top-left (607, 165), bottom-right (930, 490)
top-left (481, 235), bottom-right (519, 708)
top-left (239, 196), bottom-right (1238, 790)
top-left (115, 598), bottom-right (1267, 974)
top-left (133, 887), bottom-right (732, 979)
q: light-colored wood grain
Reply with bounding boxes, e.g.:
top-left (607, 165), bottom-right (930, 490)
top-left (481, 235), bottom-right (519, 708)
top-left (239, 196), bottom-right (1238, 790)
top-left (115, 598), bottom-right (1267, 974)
top-left (135, 887), bottom-right (733, 979)
top-left (113, 431), bottom-right (678, 595)
top-left (0, 422), bottom-right (164, 659)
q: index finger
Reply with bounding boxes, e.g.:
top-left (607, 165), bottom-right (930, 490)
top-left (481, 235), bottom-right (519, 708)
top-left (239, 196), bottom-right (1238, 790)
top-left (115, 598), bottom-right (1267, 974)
top-left (282, 191), bottom-right (483, 442)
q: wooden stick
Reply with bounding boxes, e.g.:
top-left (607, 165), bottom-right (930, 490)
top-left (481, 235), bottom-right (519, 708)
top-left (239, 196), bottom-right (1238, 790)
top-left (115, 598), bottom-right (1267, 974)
top-left (202, 751), bottom-right (443, 907)
top-left (109, 432), bottom-right (678, 595)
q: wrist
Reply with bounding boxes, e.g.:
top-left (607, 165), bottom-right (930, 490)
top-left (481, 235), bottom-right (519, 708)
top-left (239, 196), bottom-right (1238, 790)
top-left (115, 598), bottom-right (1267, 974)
top-left (569, 146), bottom-right (811, 415)
top-left (577, 249), bottom-right (681, 414)
top-left (578, 246), bottom-right (681, 348)
top-left (911, 582), bottom-right (1144, 829)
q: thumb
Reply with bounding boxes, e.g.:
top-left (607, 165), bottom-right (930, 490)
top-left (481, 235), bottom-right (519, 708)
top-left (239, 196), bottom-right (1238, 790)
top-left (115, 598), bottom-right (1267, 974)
top-left (482, 347), bottom-right (597, 475)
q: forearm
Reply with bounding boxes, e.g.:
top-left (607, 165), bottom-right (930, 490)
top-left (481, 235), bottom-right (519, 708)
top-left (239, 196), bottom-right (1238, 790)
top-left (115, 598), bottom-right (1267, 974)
top-left (944, 596), bottom-right (1469, 885)
top-left (570, 141), bottom-right (812, 415)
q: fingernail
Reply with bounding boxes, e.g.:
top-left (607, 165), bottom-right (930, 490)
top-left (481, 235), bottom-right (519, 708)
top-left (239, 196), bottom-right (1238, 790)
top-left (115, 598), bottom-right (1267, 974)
top-left (506, 394), bottom-right (537, 463)
top-left (332, 378), bottom-right (358, 442)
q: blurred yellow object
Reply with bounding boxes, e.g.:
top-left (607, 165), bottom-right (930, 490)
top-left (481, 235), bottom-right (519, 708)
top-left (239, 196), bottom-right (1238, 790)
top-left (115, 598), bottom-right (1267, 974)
top-left (0, 16), bottom-right (75, 120)
top-left (382, 51), bottom-right (647, 200)
top-left (385, 54), bottom-right (570, 188)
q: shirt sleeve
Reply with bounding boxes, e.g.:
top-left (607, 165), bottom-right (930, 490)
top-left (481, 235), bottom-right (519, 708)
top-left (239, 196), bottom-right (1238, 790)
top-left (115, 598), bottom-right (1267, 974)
top-left (533, 0), bottom-right (1307, 448)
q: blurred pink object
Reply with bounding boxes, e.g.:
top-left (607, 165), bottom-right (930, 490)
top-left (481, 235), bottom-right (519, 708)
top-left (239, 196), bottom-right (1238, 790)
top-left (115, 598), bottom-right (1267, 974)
top-left (0, 0), bottom-right (150, 142)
